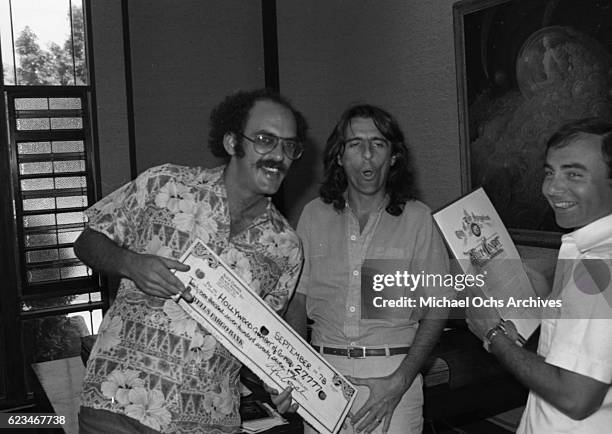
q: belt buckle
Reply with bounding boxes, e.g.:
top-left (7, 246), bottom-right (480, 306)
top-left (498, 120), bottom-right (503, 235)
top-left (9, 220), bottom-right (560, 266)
top-left (347, 345), bottom-right (366, 359)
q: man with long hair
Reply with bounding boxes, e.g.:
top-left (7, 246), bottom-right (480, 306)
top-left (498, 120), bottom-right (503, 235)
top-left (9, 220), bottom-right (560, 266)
top-left (286, 104), bottom-right (451, 433)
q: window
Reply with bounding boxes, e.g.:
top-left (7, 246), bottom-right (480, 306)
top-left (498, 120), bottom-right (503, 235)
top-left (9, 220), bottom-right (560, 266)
top-left (0, 0), bottom-right (105, 409)
top-left (1, 0), bottom-right (87, 86)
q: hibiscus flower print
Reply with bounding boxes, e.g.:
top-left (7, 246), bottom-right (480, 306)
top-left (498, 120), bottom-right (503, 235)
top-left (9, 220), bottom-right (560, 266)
top-left (279, 236), bottom-right (300, 261)
top-left (95, 315), bottom-right (123, 353)
top-left (193, 202), bottom-right (218, 243)
top-left (264, 293), bottom-right (286, 312)
top-left (154, 180), bottom-right (194, 214)
top-left (204, 377), bottom-right (234, 419)
top-left (125, 388), bottom-right (172, 431)
top-left (279, 232), bottom-right (299, 251)
top-left (163, 300), bottom-right (197, 338)
top-left (144, 235), bottom-right (174, 258)
top-left (100, 369), bottom-right (144, 405)
top-left (221, 249), bottom-right (252, 284)
top-left (198, 169), bottom-right (217, 184)
top-left (186, 332), bottom-right (217, 364)
top-left (276, 272), bottom-right (293, 293)
top-left (259, 229), bottom-right (279, 250)
top-left (250, 278), bottom-right (261, 295)
top-left (261, 229), bottom-right (298, 258)
top-left (173, 201), bottom-right (217, 244)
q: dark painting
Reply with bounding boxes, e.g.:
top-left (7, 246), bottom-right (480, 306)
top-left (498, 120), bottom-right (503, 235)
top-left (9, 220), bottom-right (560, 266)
top-left (454, 0), bottom-right (612, 246)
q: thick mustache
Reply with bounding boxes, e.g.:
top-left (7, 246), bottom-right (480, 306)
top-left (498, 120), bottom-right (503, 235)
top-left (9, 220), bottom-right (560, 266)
top-left (256, 160), bottom-right (287, 174)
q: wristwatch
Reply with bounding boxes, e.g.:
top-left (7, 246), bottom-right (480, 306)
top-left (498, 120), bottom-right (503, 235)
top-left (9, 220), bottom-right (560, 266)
top-left (483, 321), bottom-right (507, 353)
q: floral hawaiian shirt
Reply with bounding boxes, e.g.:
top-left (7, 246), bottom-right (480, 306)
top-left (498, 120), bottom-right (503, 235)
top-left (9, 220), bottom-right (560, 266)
top-left (80, 164), bottom-right (302, 433)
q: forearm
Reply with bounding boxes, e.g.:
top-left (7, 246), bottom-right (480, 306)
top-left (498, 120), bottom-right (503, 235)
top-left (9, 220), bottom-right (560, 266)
top-left (75, 227), bottom-right (189, 298)
top-left (489, 333), bottom-right (603, 419)
top-left (74, 227), bottom-right (135, 278)
top-left (391, 309), bottom-right (448, 388)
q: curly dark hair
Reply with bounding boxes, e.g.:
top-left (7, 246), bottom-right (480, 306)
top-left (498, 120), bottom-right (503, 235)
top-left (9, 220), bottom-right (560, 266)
top-left (546, 117), bottom-right (612, 178)
top-left (320, 104), bottom-right (419, 216)
top-left (208, 88), bottom-right (307, 161)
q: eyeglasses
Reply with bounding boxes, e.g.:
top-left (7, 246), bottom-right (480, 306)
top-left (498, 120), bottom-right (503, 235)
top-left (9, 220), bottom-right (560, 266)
top-left (241, 133), bottom-right (304, 160)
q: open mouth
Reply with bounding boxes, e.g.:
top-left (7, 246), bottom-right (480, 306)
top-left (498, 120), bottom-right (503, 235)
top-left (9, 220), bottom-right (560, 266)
top-left (361, 169), bottom-right (375, 180)
top-left (262, 166), bottom-right (280, 175)
top-left (256, 159), bottom-right (286, 178)
top-left (259, 164), bottom-right (285, 178)
top-left (552, 201), bottom-right (577, 210)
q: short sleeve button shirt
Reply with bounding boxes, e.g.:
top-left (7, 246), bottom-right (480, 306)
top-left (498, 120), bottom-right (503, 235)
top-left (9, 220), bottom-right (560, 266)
top-left (80, 164), bottom-right (302, 433)
top-left (296, 198), bottom-right (450, 347)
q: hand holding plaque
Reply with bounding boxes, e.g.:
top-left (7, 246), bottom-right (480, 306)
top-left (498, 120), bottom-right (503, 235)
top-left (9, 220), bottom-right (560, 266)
top-left (433, 188), bottom-right (541, 341)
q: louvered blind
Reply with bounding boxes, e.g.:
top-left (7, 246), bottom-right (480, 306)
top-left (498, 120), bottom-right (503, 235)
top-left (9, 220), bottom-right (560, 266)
top-left (8, 90), bottom-right (95, 291)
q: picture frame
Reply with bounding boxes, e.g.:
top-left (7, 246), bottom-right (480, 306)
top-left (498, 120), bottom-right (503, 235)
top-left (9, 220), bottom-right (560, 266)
top-left (452, 0), bottom-right (612, 247)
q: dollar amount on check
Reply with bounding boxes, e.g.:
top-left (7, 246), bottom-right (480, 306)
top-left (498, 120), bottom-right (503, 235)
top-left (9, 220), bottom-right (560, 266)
top-left (174, 239), bottom-right (357, 434)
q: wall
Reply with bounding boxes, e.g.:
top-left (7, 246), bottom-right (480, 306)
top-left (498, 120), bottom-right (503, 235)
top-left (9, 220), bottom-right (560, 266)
top-left (90, 0), bottom-right (266, 191)
top-left (275, 0), bottom-right (560, 280)
top-left (89, 0), bottom-right (131, 195)
top-left (277, 0), bottom-right (462, 225)
top-left (91, 2), bottom-right (558, 275)
top-left (127, 0), bottom-right (266, 173)
top-left (90, 0), bottom-right (463, 219)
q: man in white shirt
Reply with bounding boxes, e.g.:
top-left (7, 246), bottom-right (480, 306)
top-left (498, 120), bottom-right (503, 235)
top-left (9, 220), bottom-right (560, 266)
top-left (466, 118), bottom-right (612, 433)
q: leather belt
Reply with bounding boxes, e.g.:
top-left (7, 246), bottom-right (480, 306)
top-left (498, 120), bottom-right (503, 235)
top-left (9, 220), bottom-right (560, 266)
top-left (312, 345), bottom-right (410, 359)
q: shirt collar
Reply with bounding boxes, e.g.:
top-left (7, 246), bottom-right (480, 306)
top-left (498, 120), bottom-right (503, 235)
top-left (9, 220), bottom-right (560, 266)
top-left (562, 213), bottom-right (612, 253)
top-left (343, 192), bottom-right (389, 214)
top-left (198, 165), bottom-right (227, 199)
top-left (267, 199), bottom-right (287, 233)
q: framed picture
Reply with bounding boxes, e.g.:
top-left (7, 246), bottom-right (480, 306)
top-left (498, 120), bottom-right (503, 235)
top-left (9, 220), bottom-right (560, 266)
top-left (453, 0), bottom-right (612, 247)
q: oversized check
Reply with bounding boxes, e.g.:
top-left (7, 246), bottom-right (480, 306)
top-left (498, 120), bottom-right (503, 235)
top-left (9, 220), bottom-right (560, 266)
top-left (174, 239), bottom-right (357, 434)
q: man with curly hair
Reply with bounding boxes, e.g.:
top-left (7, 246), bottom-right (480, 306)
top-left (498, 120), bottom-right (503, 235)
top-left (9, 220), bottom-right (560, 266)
top-left (286, 104), bottom-right (451, 433)
top-left (75, 89), bottom-right (306, 433)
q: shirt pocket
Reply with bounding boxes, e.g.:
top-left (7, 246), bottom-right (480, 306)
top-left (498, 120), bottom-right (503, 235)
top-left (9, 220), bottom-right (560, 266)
top-left (308, 241), bottom-right (345, 302)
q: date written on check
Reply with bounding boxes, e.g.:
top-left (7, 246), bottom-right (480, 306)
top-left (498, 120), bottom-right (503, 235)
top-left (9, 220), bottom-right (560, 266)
top-left (174, 239), bottom-right (357, 434)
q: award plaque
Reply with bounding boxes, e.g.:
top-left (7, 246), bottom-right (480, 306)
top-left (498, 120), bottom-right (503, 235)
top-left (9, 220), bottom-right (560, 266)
top-left (433, 188), bottom-right (540, 340)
